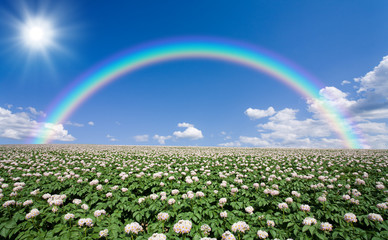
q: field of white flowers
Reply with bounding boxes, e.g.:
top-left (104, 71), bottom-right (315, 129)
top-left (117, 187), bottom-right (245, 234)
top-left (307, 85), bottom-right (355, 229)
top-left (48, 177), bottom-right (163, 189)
top-left (0, 145), bottom-right (387, 240)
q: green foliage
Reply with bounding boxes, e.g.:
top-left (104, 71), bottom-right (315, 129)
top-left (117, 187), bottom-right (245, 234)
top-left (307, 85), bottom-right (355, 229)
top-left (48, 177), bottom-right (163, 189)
top-left (0, 145), bottom-right (387, 239)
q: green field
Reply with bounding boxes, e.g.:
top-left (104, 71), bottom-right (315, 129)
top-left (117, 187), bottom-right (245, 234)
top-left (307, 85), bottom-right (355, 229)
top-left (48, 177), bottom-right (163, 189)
top-left (0, 145), bottom-right (387, 239)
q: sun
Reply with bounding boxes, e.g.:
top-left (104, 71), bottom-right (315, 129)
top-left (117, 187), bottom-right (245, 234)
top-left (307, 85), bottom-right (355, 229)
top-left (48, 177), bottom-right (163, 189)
top-left (21, 18), bottom-right (55, 50)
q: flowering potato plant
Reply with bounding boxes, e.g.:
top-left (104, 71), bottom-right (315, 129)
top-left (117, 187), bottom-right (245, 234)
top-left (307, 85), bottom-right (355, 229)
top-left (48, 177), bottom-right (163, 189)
top-left (0, 145), bottom-right (387, 239)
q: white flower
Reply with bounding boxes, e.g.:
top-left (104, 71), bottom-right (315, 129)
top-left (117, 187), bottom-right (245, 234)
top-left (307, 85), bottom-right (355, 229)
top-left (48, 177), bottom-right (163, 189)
top-left (303, 217), bottom-right (317, 226)
top-left (245, 206), bottom-right (254, 214)
top-left (64, 213), bottom-right (75, 221)
top-left (222, 231), bottom-right (236, 240)
top-left (99, 229), bottom-right (109, 238)
top-left (344, 213), bottom-right (357, 223)
top-left (168, 198), bottom-right (176, 205)
top-left (157, 212), bottom-right (169, 221)
top-left (201, 224), bottom-right (211, 235)
top-left (278, 202), bottom-right (288, 210)
top-left (368, 213), bottom-right (383, 222)
top-left (267, 220), bottom-right (275, 227)
top-left (125, 222), bottom-right (143, 234)
top-left (300, 204), bottom-right (310, 212)
top-left (173, 220), bottom-right (192, 234)
top-left (25, 209), bottom-right (40, 219)
top-left (320, 222), bottom-right (333, 231)
top-left (231, 221), bottom-right (249, 233)
top-left (148, 233), bottom-right (167, 240)
top-left (257, 230), bottom-right (269, 239)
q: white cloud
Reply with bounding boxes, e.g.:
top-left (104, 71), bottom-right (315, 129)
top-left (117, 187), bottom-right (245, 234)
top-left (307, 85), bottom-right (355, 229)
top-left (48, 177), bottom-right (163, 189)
top-left (220, 56), bottom-right (388, 149)
top-left (27, 107), bottom-right (46, 117)
top-left (355, 55), bottom-right (388, 99)
top-left (308, 87), bottom-right (356, 117)
top-left (356, 122), bottom-right (388, 135)
top-left (341, 80), bottom-right (351, 85)
top-left (106, 134), bottom-right (118, 142)
top-left (177, 122), bottom-right (194, 128)
top-left (65, 121), bottom-right (84, 127)
top-left (5, 104), bottom-right (13, 109)
top-left (244, 107), bottom-right (275, 120)
top-left (134, 134), bottom-right (149, 142)
top-left (153, 135), bottom-right (171, 144)
top-left (88, 121), bottom-right (94, 126)
top-left (173, 122), bottom-right (203, 140)
top-left (218, 141), bottom-right (241, 147)
top-left (0, 107), bottom-right (74, 141)
top-left (239, 136), bottom-right (270, 147)
top-left (40, 123), bottom-right (75, 142)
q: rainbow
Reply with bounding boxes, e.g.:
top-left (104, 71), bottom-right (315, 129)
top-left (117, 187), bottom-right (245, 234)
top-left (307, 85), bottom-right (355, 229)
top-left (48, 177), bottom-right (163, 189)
top-left (32, 37), bottom-right (363, 148)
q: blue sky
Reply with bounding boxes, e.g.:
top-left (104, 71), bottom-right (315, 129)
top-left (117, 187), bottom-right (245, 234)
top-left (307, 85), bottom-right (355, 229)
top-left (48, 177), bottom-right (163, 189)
top-left (0, 0), bottom-right (388, 148)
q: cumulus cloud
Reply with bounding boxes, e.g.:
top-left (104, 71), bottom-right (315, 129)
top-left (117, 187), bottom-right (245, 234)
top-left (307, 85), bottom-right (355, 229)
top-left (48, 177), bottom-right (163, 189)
top-left (177, 122), bottom-right (194, 128)
top-left (134, 134), bottom-right (149, 142)
top-left (355, 56), bottom-right (388, 99)
top-left (239, 136), bottom-right (270, 147)
top-left (27, 107), bottom-right (46, 117)
top-left (308, 87), bottom-right (356, 118)
top-left (88, 121), bottom-right (94, 126)
top-left (65, 121), bottom-right (84, 127)
top-left (173, 122), bottom-right (203, 140)
top-left (153, 135), bottom-right (171, 144)
top-left (218, 56), bottom-right (388, 149)
top-left (106, 134), bottom-right (118, 142)
top-left (218, 141), bottom-right (241, 147)
top-left (244, 107), bottom-right (276, 120)
top-left (0, 107), bottom-right (74, 141)
top-left (39, 123), bottom-right (75, 141)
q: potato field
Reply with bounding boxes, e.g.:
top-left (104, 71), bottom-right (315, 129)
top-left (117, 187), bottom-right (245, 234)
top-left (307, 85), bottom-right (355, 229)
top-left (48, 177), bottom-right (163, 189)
top-left (0, 145), bottom-right (387, 239)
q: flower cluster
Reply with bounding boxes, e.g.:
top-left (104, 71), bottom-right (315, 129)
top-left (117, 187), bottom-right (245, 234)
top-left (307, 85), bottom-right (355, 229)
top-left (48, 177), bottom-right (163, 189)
top-left (344, 213), bottom-right (357, 223)
top-left (257, 230), bottom-right (269, 239)
top-left (94, 209), bottom-right (106, 218)
top-left (201, 224), bottom-right (211, 235)
top-left (231, 221), bottom-right (249, 233)
top-left (300, 204), bottom-right (310, 212)
top-left (302, 217), bottom-right (317, 226)
top-left (148, 233), bottom-right (167, 240)
top-left (23, 199), bottom-right (33, 206)
top-left (222, 231), bottom-right (236, 240)
top-left (320, 222), bottom-right (333, 231)
top-left (25, 209), bottom-right (40, 220)
top-left (278, 202), bottom-right (288, 210)
top-left (64, 213), bottom-right (75, 221)
top-left (99, 229), bottom-right (108, 238)
top-left (173, 220), bottom-right (192, 234)
top-left (219, 198), bottom-right (227, 207)
top-left (125, 222), bottom-right (143, 234)
top-left (78, 218), bottom-right (93, 227)
top-left (157, 212), bottom-right (169, 221)
top-left (368, 213), bottom-right (383, 222)
top-left (267, 220), bottom-right (275, 227)
top-left (245, 206), bottom-right (254, 214)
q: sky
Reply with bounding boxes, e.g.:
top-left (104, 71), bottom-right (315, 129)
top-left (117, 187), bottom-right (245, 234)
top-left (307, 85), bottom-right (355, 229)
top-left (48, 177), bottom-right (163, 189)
top-left (0, 0), bottom-right (388, 148)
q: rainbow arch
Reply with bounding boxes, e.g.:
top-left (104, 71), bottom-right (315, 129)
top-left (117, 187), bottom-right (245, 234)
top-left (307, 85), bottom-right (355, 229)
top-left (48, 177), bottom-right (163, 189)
top-left (32, 38), bottom-right (363, 148)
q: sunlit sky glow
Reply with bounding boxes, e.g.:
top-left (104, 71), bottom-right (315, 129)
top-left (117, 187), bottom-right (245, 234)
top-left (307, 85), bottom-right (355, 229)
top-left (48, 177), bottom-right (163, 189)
top-left (0, 0), bottom-right (388, 149)
top-left (21, 17), bottom-right (55, 49)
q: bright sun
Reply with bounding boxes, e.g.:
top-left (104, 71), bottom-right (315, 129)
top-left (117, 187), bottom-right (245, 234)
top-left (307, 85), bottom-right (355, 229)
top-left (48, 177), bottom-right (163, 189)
top-left (21, 18), bottom-right (55, 50)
